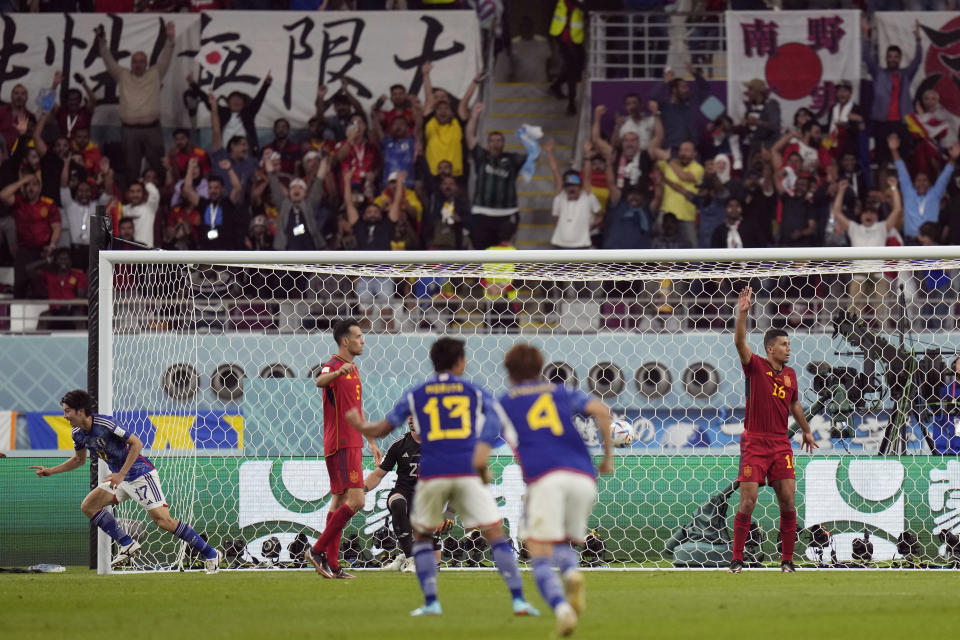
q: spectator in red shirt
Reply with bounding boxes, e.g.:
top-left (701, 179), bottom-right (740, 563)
top-left (38, 248), bottom-right (88, 330)
top-left (56, 74), bottom-right (97, 141)
top-left (167, 128), bottom-right (211, 181)
top-left (1, 173), bottom-right (61, 297)
top-left (334, 114), bottom-right (380, 201)
top-left (379, 84), bottom-right (415, 131)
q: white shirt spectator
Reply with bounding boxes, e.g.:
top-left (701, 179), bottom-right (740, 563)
top-left (125, 182), bottom-right (161, 248)
top-left (847, 220), bottom-right (888, 247)
top-left (551, 191), bottom-right (601, 248)
top-left (59, 187), bottom-right (111, 246)
top-left (619, 116), bottom-right (656, 153)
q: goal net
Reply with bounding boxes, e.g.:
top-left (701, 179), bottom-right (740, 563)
top-left (99, 247), bottom-right (960, 572)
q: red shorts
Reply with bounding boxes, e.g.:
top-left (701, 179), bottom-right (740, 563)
top-left (325, 447), bottom-right (363, 495)
top-left (737, 438), bottom-right (795, 486)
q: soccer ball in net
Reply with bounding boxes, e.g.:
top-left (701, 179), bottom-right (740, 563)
top-left (611, 420), bottom-right (634, 448)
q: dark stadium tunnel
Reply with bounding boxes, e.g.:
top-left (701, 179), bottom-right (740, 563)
top-left (161, 363), bottom-right (200, 401)
top-left (588, 362), bottom-right (625, 398)
top-left (543, 361), bottom-right (578, 387)
top-left (634, 362), bottom-right (673, 399)
top-left (682, 362), bottom-right (720, 399)
top-left (259, 363), bottom-right (296, 379)
top-left (211, 363), bottom-right (247, 402)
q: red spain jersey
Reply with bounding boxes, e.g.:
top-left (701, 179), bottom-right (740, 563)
top-left (742, 353), bottom-right (797, 442)
top-left (14, 195), bottom-right (60, 249)
top-left (321, 355), bottom-right (364, 456)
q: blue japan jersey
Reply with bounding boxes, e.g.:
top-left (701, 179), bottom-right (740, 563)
top-left (72, 415), bottom-right (155, 481)
top-left (497, 382), bottom-right (596, 482)
top-left (385, 373), bottom-right (501, 480)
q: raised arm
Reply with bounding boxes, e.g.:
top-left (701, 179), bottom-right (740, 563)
top-left (831, 180), bottom-right (851, 233)
top-left (421, 61), bottom-right (435, 116)
top-left (0, 175), bottom-right (29, 207)
top-left (904, 22), bottom-right (923, 81)
top-left (733, 286), bottom-right (753, 366)
top-left (33, 109), bottom-right (51, 157)
top-left (457, 71), bottom-right (485, 122)
top-left (604, 145), bottom-right (621, 204)
top-left (76, 74), bottom-right (97, 111)
top-left (387, 171), bottom-right (405, 223)
top-left (885, 175), bottom-right (903, 232)
top-left (223, 161), bottom-right (243, 204)
top-left (465, 102), bottom-right (483, 151)
top-left (581, 141), bottom-right (593, 194)
top-left (181, 157), bottom-right (201, 208)
top-left (591, 105), bottom-right (614, 159)
top-left (208, 93), bottom-right (223, 152)
top-left (95, 26), bottom-right (122, 79)
top-left (246, 71), bottom-right (272, 118)
top-left (860, 15), bottom-right (879, 77)
top-left (343, 170), bottom-right (359, 226)
top-left (369, 95), bottom-right (387, 146)
top-left (543, 138), bottom-right (562, 192)
top-left (155, 22), bottom-right (175, 78)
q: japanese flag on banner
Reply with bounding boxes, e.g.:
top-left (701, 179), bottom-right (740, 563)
top-left (195, 40), bottom-right (229, 77)
top-left (876, 12), bottom-right (960, 125)
top-left (725, 10), bottom-right (861, 131)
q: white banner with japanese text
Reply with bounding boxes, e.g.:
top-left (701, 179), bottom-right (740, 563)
top-left (725, 10), bottom-right (861, 132)
top-left (875, 12), bottom-right (960, 126)
top-left (0, 11), bottom-right (481, 130)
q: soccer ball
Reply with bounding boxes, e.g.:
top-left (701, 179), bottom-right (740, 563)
top-left (610, 420), bottom-right (634, 448)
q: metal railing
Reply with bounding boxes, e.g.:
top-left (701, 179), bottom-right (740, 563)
top-left (0, 299), bottom-right (88, 333)
top-left (588, 11), bottom-right (727, 81)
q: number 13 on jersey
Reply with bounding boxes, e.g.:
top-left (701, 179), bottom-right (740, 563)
top-left (422, 395), bottom-right (472, 441)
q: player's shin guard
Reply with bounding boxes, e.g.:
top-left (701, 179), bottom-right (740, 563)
top-left (174, 521), bottom-right (216, 559)
top-left (389, 496), bottom-right (414, 557)
top-left (91, 509), bottom-right (134, 547)
top-left (531, 557), bottom-right (566, 610)
top-left (491, 538), bottom-right (524, 600)
top-left (780, 510), bottom-right (797, 563)
top-left (732, 512), bottom-right (751, 562)
top-left (412, 541), bottom-right (439, 606)
top-left (553, 543), bottom-right (579, 577)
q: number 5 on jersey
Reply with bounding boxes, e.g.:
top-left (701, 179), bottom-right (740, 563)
top-left (423, 395), bottom-right (472, 441)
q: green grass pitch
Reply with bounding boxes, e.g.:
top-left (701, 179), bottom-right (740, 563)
top-left (1, 568), bottom-right (957, 639)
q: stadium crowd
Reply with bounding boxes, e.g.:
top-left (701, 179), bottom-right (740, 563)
top-left (0, 2), bottom-right (959, 328)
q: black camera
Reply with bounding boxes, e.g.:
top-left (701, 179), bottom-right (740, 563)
top-left (852, 530), bottom-right (873, 563)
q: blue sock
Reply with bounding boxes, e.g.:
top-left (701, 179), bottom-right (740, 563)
top-left (412, 541), bottom-right (438, 606)
top-left (174, 521), bottom-right (216, 559)
top-left (553, 543), bottom-right (579, 576)
top-left (92, 509), bottom-right (133, 546)
top-left (532, 557), bottom-right (566, 610)
top-left (491, 537), bottom-right (524, 600)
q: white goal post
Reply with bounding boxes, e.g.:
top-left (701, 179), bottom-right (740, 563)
top-left (96, 247), bottom-right (960, 573)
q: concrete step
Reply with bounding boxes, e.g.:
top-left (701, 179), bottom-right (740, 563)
top-left (493, 82), bottom-right (581, 99)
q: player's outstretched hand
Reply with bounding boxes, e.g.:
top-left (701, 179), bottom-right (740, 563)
top-left (345, 407), bottom-right (363, 430)
top-left (371, 442), bottom-right (383, 467)
top-left (339, 362), bottom-right (357, 377)
top-left (801, 432), bottom-right (819, 454)
top-left (598, 455), bottom-right (613, 475)
top-left (30, 465), bottom-right (50, 478)
top-left (737, 286), bottom-right (752, 313)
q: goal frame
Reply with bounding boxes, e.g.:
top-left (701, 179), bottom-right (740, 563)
top-left (95, 246), bottom-right (960, 573)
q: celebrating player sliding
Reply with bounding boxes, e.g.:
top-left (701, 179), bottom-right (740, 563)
top-left (31, 389), bottom-right (222, 573)
top-left (729, 287), bottom-right (818, 574)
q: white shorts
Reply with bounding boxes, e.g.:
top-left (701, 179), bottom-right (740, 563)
top-left (411, 476), bottom-right (501, 534)
top-left (98, 470), bottom-right (167, 512)
top-left (522, 470), bottom-right (597, 544)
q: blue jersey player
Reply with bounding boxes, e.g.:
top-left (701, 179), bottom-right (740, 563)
top-left (477, 343), bottom-right (613, 637)
top-left (30, 390), bottom-right (222, 572)
top-left (347, 337), bottom-right (539, 618)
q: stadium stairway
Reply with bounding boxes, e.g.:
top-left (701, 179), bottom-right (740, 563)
top-left (481, 82), bottom-right (579, 249)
